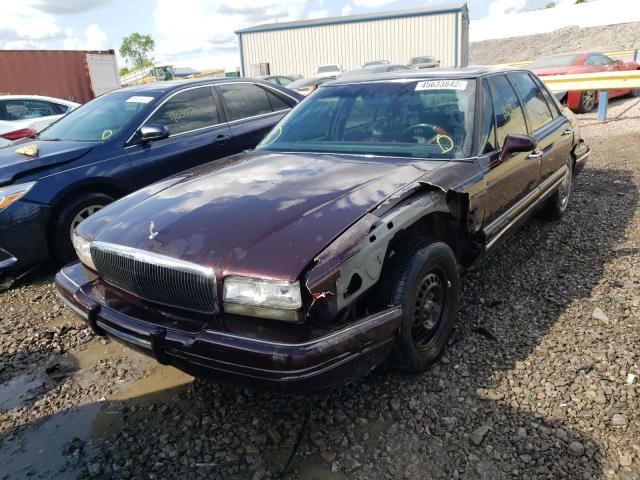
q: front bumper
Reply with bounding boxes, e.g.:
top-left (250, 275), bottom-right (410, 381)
top-left (0, 200), bottom-right (50, 277)
top-left (55, 262), bottom-right (402, 393)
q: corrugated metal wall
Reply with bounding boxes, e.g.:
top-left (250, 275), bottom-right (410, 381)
top-left (0, 50), bottom-right (111, 103)
top-left (240, 11), bottom-right (466, 77)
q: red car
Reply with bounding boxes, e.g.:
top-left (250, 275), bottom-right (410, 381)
top-left (529, 52), bottom-right (640, 113)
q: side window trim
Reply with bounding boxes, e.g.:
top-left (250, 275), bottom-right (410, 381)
top-left (531, 74), bottom-right (562, 118)
top-left (505, 73), bottom-right (531, 135)
top-left (478, 77), bottom-right (498, 156)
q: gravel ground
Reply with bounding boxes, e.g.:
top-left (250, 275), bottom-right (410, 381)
top-left (1, 96), bottom-right (639, 480)
top-left (470, 21), bottom-right (640, 65)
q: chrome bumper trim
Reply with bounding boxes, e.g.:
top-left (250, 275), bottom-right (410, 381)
top-left (96, 320), bottom-right (152, 350)
top-left (56, 292), bottom-right (89, 320)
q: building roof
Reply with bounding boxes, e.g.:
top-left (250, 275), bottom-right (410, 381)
top-left (235, 3), bottom-right (467, 34)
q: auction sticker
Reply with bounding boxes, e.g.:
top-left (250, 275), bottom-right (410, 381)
top-left (126, 95), bottom-right (154, 103)
top-left (415, 80), bottom-right (468, 91)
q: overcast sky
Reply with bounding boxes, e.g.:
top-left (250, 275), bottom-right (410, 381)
top-left (0, 0), bottom-right (624, 70)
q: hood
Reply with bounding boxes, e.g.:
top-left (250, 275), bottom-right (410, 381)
top-left (0, 140), bottom-right (98, 185)
top-left (92, 151), bottom-right (444, 281)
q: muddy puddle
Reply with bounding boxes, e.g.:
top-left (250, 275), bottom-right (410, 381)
top-left (0, 337), bottom-right (194, 479)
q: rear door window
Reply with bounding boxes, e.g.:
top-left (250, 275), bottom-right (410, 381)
top-left (265, 89), bottom-right (293, 111)
top-left (1, 99), bottom-right (62, 120)
top-left (508, 72), bottom-right (554, 132)
top-left (145, 86), bottom-right (220, 136)
top-left (218, 83), bottom-right (272, 121)
top-left (487, 75), bottom-right (528, 146)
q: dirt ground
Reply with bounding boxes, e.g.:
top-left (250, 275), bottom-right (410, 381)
top-left (1, 96), bottom-right (639, 480)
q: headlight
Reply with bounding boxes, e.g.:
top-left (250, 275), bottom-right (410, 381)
top-left (223, 276), bottom-right (302, 322)
top-left (71, 230), bottom-right (96, 270)
top-left (0, 182), bottom-right (36, 211)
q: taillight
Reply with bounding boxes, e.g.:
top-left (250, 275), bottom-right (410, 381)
top-left (0, 128), bottom-right (38, 141)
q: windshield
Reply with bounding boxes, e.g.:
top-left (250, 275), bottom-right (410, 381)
top-left (317, 65), bottom-right (340, 73)
top-left (39, 91), bottom-right (158, 142)
top-left (529, 54), bottom-right (581, 69)
top-left (288, 77), bottom-right (335, 89)
top-left (258, 79), bottom-right (476, 160)
top-left (411, 57), bottom-right (434, 64)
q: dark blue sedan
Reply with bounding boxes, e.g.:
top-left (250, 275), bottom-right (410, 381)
top-left (0, 78), bottom-right (301, 283)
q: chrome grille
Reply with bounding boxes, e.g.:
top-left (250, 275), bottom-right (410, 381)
top-left (91, 242), bottom-right (218, 314)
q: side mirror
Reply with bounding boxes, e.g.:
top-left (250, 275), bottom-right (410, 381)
top-left (138, 124), bottom-right (170, 143)
top-left (499, 134), bottom-right (536, 162)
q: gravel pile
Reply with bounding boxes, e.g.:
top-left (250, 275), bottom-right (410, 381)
top-left (1, 97), bottom-right (639, 479)
top-left (470, 21), bottom-right (640, 65)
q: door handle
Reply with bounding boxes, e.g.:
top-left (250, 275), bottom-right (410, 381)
top-left (213, 134), bottom-right (231, 144)
top-left (562, 128), bottom-right (574, 136)
top-left (528, 150), bottom-right (543, 159)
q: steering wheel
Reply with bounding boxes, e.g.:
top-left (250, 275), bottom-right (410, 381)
top-left (402, 123), bottom-right (455, 153)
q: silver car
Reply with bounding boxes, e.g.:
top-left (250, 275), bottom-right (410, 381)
top-left (409, 56), bottom-right (440, 69)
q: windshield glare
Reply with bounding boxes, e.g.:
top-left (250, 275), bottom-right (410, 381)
top-left (257, 79), bottom-right (476, 160)
top-left (39, 91), bottom-right (157, 142)
top-left (529, 54), bottom-right (580, 69)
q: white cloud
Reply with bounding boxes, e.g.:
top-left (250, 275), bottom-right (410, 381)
top-left (307, 9), bottom-right (329, 19)
top-left (152, 0), bottom-right (308, 70)
top-left (63, 23), bottom-right (108, 50)
top-left (487, 0), bottom-right (527, 16)
top-left (341, 5), bottom-right (353, 16)
top-left (352, 0), bottom-right (396, 8)
top-left (0, 2), bottom-right (66, 47)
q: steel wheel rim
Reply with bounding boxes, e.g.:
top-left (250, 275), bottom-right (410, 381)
top-left (70, 205), bottom-right (103, 237)
top-left (582, 91), bottom-right (595, 111)
top-left (559, 161), bottom-right (572, 210)
top-left (412, 270), bottom-right (446, 350)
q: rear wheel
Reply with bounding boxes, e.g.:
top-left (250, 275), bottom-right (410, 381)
top-left (51, 193), bottom-right (113, 264)
top-left (386, 239), bottom-right (459, 372)
top-left (577, 90), bottom-right (596, 113)
top-left (542, 158), bottom-right (572, 220)
top-left (631, 88), bottom-right (640, 97)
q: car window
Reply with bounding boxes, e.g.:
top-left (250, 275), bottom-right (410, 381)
top-left (145, 86), bottom-right (219, 136)
top-left (317, 65), bottom-right (340, 73)
top-left (586, 54), bottom-right (614, 67)
top-left (487, 75), bottom-right (528, 146)
top-left (508, 72), bottom-right (554, 132)
top-left (278, 77), bottom-right (293, 86)
top-left (529, 54), bottom-right (580, 69)
top-left (258, 79), bottom-right (477, 160)
top-left (531, 74), bottom-right (560, 118)
top-left (265, 89), bottom-right (292, 111)
top-left (218, 83), bottom-right (273, 121)
top-left (479, 80), bottom-right (497, 154)
top-left (1, 99), bottom-right (62, 120)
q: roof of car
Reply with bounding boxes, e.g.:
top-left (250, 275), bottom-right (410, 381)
top-left (116, 78), bottom-right (267, 94)
top-left (327, 66), bottom-right (517, 85)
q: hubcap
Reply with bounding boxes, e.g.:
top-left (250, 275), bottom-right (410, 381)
top-left (582, 91), bottom-right (595, 111)
top-left (412, 270), bottom-right (446, 350)
top-left (559, 160), bottom-right (572, 210)
top-left (70, 205), bottom-right (103, 238)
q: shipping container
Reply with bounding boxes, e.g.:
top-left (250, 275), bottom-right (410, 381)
top-left (236, 3), bottom-right (469, 77)
top-left (0, 50), bottom-right (121, 104)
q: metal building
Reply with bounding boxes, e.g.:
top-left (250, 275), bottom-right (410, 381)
top-left (236, 3), bottom-right (469, 77)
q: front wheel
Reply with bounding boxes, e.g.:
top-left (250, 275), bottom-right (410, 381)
top-left (51, 193), bottom-right (113, 264)
top-left (388, 240), bottom-right (460, 372)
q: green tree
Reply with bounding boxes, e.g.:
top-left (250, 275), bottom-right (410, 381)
top-left (545, 1), bottom-right (556, 7)
top-left (119, 33), bottom-right (155, 70)
top-left (575, 0), bottom-right (587, 3)
top-left (119, 66), bottom-right (130, 76)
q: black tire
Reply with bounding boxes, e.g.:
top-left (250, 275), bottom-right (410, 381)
top-left (541, 158), bottom-right (572, 221)
top-left (576, 90), bottom-right (596, 113)
top-left (51, 192), bottom-right (113, 264)
top-left (386, 239), bottom-right (460, 372)
top-left (631, 88), bottom-right (640, 97)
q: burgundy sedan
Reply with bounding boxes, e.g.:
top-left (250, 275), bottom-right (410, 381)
top-left (56, 67), bottom-right (590, 392)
